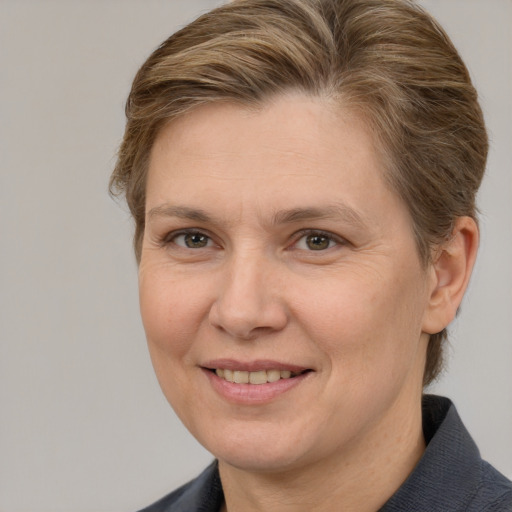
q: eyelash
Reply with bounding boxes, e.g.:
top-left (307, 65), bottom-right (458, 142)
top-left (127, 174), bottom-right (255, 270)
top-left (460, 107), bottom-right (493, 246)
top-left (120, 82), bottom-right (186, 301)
top-left (163, 228), bottom-right (346, 252)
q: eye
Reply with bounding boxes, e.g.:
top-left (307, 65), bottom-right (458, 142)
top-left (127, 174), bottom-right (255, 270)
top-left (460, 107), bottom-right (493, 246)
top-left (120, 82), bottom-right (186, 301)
top-left (294, 231), bottom-right (340, 251)
top-left (172, 231), bottom-right (213, 249)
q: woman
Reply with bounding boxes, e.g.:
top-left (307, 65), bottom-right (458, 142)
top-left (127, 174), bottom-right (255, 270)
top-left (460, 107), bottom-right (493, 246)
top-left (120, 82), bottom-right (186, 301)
top-left (111, 0), bottom-right (512, 510)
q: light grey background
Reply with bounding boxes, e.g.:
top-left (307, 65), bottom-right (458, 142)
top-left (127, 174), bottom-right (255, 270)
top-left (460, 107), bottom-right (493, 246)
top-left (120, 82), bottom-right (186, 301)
top-left (1, 1), bottom-right (510, 511)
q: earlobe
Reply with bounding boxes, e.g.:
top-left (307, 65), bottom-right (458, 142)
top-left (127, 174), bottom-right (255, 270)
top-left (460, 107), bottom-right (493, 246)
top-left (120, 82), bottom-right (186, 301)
top-left (422, 217), bottom-right (479, 335)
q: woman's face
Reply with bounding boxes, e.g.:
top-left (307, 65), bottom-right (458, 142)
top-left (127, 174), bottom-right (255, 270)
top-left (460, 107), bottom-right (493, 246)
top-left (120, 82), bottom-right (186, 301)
top-left (139, 95), bottom-right (435, 473)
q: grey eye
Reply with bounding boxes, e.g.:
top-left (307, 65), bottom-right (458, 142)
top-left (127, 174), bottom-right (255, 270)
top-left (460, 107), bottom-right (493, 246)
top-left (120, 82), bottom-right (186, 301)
top-left (174, 232), bottom-right (211, 248)
top-left (295, 233), bottom-right (335, 251)
top-left (305, 234), bottom-right (331, 250)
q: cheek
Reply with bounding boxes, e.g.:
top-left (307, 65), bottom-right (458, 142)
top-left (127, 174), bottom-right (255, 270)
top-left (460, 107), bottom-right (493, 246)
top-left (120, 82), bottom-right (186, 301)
top-left (138, 265), bottom-right (209, 359)
top-left (138, 267), bottom-right (212, 417)
top-left (295, 266), bottom-right (427, 380)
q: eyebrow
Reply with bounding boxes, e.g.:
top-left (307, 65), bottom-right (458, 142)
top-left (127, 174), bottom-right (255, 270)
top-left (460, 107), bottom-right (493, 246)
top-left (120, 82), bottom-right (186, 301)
top-left (270, 204), bottom-right (367, 229)
top-left (147, 203), bottom-right (368, 230)
top-left (147, 205), bottom-right (213, 223)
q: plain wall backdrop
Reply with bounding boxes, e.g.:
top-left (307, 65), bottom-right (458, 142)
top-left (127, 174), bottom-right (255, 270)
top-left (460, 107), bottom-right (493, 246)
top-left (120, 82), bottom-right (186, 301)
top-left (1, 1), bottom-right (511, 511)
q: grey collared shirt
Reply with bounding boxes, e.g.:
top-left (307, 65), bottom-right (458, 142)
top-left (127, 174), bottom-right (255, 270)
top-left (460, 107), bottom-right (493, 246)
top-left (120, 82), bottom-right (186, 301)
top-left (139, 395), bottom-right (512, 511)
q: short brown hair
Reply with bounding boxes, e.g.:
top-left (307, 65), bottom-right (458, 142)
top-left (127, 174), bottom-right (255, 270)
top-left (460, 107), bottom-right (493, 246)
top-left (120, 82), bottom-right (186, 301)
top-left (110, 0), bottom-right (488, 386)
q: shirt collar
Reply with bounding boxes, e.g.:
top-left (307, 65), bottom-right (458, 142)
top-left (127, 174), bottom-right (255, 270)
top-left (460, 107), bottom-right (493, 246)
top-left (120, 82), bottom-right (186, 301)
top-left (379, 394), bottom-right (482, 511)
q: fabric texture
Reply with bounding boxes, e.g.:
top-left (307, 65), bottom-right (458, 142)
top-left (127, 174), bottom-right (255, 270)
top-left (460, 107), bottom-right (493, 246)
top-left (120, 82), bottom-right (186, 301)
top-left (138, 395), bottom-right (512, 511)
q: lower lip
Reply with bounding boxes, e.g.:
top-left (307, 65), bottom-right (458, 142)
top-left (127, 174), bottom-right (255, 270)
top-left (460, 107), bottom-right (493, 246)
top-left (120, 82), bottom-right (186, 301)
top-left (203, 369), bottom-right (311, 404)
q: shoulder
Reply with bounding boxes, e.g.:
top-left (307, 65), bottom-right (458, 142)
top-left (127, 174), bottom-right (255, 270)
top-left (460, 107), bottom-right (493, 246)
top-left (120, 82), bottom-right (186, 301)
top-left (467, 460), bottom-right (512, 512)
top-left (136, 461), bottom-right (223, 512)
top-left (426, 395), bottom-right (512, 511)
top-left (380, 395), bottom-right (512, 511)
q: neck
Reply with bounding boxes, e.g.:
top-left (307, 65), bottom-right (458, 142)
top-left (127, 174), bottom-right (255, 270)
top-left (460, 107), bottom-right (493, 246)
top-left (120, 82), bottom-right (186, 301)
top-left (219, 396), bottom-right (425, 512)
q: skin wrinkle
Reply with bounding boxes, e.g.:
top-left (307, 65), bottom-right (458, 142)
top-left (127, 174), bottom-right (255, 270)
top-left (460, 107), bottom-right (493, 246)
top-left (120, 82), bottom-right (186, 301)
top-left (147, 203), bottom-right (370, 237)
top-left (138, 96), bottom-right (448, 511)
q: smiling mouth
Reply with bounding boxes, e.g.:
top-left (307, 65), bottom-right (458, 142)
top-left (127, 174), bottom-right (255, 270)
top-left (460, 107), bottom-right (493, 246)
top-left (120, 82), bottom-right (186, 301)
top-left (213, 368), bottom-right (308, 385)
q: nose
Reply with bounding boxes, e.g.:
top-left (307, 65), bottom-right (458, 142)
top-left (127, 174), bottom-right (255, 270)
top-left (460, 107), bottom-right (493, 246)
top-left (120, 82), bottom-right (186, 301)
top-left (208, 253), bottom-right (288, 340)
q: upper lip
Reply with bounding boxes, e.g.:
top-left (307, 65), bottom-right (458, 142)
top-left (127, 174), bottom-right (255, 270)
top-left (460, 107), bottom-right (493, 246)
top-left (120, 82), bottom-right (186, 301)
top-left (201, 359), bottom-right (311, 373)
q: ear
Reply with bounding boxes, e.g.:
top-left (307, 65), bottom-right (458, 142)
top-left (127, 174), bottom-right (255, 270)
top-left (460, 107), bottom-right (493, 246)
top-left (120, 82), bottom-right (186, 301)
top-left (422, 216), bottom-right (479, 335)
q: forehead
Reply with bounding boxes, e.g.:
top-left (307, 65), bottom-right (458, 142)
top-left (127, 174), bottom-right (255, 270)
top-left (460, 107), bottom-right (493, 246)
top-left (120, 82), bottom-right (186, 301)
top-left (146, 94), bottom-right (408, 231)
top-left (150, 95), bottom-right (378, 181)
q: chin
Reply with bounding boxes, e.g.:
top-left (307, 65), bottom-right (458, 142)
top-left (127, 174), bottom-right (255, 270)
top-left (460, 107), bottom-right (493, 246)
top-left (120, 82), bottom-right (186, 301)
top-left (217, 446), bottom-right (308, 474)
top-left (193, 418), bottom-right (323, 474)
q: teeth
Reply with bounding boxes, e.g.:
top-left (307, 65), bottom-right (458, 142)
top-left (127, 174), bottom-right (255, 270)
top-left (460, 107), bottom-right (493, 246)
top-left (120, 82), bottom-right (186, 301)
top-left (267, 370), bottom-right (281, 383)
top-left (234, 371), bottom-right (249, 384)
top-left (249, 370), bottom-right (267, 384)
top-left (214, 368), bottom-right (301, 384)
